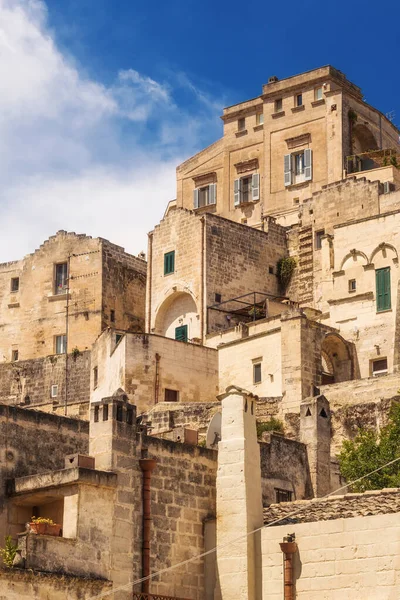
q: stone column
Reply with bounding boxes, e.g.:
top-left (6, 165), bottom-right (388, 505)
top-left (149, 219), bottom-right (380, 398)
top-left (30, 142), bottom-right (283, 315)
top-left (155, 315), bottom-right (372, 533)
top-left (300, 394), bottom-right (331, 497)
top-left (215, 386), bottom-right (263, 600)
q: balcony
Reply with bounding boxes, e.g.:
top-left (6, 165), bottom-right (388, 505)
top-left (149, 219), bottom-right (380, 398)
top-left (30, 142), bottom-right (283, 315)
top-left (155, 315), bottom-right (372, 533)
top-left (346, 148), bottom-right (400, 184)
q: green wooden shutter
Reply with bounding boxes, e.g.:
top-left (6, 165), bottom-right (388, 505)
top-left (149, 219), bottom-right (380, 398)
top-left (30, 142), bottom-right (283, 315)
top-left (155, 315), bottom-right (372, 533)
top-left (175, 325), bottom-right (188, 342)
top-left (376, 267), bottom-right (391, 312)
top-left (164, 251), bottom-right (175, 275)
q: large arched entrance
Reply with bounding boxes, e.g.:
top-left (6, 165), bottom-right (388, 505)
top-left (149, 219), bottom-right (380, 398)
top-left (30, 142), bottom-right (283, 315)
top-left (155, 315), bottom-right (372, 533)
top-left (321, 333), bottom-right (352, 385)
top-left (154, 292), bottom-right (200, 342)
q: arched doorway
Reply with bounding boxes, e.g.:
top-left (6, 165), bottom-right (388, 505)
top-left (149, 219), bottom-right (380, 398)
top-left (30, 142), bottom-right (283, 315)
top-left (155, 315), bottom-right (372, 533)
top-left (321, 333), bottom-right (352, 384)
top-left (154, 292), bottom-right (199, 342)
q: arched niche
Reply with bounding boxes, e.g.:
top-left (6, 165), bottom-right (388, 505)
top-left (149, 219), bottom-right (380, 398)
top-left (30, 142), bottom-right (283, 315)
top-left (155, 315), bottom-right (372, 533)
top-left (321, 333), bottom-right (352, 384)
top-left (154, 291), bottom-right (200, 341)
top-left (340, 250), bottom-right (368, 272)
top-left (352, 123), bottom-right (379, 155)
top-left (370, 243), bottom-right (399, 269)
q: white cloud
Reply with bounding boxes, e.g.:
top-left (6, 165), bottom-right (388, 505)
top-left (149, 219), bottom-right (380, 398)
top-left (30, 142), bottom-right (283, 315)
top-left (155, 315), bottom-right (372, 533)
top-left (0, 0), bottom-right (223, 262)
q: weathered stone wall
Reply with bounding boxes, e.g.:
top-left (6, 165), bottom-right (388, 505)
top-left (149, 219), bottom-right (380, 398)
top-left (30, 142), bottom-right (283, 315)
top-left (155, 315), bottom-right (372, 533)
top-left (148, 402), bottom-right (221, 440)
top-left (0, 569), bottom-right (111, 600)
top-left (0, 351), bottom-right (90, 417)
top-left (261, 490), bottom-right (400, 599)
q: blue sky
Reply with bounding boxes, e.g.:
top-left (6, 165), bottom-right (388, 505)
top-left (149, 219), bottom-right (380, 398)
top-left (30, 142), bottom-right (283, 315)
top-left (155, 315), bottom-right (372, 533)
top-left (0, 0), bottom-right (399, 262)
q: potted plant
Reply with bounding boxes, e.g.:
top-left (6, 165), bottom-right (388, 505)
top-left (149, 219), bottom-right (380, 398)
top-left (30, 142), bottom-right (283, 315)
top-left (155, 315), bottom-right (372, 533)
top-left (29, 517), bottom-right (61, 537)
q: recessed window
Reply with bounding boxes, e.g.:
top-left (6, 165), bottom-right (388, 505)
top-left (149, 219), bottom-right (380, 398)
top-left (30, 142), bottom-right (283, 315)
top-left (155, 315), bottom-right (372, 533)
top-left (103, 404), bottom-right (109, 421)
top-left (165, 389), bottom-right (179, 402)
top-left (269, 266), bottom-right (274, 275)
top-left (93, 366), bottom-right (98, 389)
top-left (175, 325), bottom-right (188, 342)
top-left (315, 230), bottom-right (325, 250)
top-left (164, 251), bottom-right (175, 275)
top-left (110, 309), bottom-right (115, 323)
top-left (54, 263), bottom-right (68, 295)
top-left (315, 87), bottom-right (323, 101)
top-left (293, 197), bottom-right (300, 205)
top-left (376, 267), bottom-right (391, 312)
top-left (372, 358), bottom-right (388, 377)
top-left (55, 334), bottom-right (67, 355)
top-left (348, 279), bottom-right (356, 293)
top-left (234, 173), bottom-right (260, 206)
top-left (238, 117), bottom-right (245, 131)
top-left (256, 112), bottom-right (264, 125)
top-left (215, 293), bottom-right (222, 303)
top-left (51, 384), bottom-right (58, 398)
top-left (275, 98), bottom-right (283, 112)
top-left (284, 149), bottom-right (312, 186)
top-left (10, 277), bottom-right (19, 293)
top-left (11, 350), bottom-right (18, 362)
top-left (94, 405), bottom-right (99, 422)
top-left (275, 488), bottom-right (293, 503)
top-left (253, 363), bottom-right (262, 384)
top-left (116, 404), bottom-right (123, 422)
top-left (296, 93), bottom-right (303, 107)
top-left (193, 183), bottom-right (216, 208)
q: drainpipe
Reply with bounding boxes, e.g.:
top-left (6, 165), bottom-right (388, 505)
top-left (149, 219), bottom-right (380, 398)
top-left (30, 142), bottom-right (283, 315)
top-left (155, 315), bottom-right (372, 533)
top-left (279, 534), bottom-right (297, 600)
top-left (139, 458), bottom-right (157, 594)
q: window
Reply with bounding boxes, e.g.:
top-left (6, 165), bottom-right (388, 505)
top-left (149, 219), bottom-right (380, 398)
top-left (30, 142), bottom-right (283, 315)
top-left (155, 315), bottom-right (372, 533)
top-left (11, 350), bottom-right (18, 362)
top-left (116, 404), bottom-right (123, 421)
top-left (256, 112), bottom-right (264, 125)
top-left (234, 173), bottom-right (260, 206)
top-left (376, 267), bottom-right (391, 312)
top-left (268, 266), bottom-right (274, 275)
top-left (55, 334), bottom-right (67, 354)
top-left (93, 366), bottom-right (98, 389)
top-left (175, 325), bottom-right (188, 342)
top-left (193, 183), bottom-right (216, 208)
top-left (215, 293), bottom-right (222, 303)
top-left (54, 262), bottom-right (68, 294)
top-left (315, 229), bottom-right (325, 250)
top-left (253, 363), bottom-right (262, 384)
top-left (165, 389), bottom-right (179, 402)
top-left (238, 117), bottom-right (245, 131)
top-left (295, 93), bottom-right (303, 107)
top-left (284, 149), bottom-right (312, 186)
top-left (315, 87), bottom-right (323, 101)
top-left (348, 279), bottom-right (356, 293)
top-left (51, 384), bottom-right (58, 399)
top-left (10, 277), bottom-right (19, 292)
top-left (164, 251), bottom-right (175, 275)
top-left (372, 358), bottom-right (388, 377)
top-left (103, 404), bottom-right (109, 421)
top-left (275, 98), bottom-right (283, 112)
top-left (275, 489), bottom-right (293, 503)
top-left (94, 405), bottom-right (99, 422)
top-left (110, 309), bottom-right (115, 323)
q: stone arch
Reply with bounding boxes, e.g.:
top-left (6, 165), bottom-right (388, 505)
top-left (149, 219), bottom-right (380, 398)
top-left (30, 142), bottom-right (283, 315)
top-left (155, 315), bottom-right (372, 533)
top-left (154, 290), bottom-right (200, 341)
top-left (321, 332), bottom-right (352, 384)
top-left (340, 249), bottom-right (369, 271)
top-left (370, 243), bottom-right (399, 266)
top-left (352, 123), bottom-right (379, 155)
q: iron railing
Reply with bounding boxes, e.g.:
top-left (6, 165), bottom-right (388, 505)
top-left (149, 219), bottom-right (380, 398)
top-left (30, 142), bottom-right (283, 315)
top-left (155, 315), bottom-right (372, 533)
top-left (133, 594), bottom-right (191, 600)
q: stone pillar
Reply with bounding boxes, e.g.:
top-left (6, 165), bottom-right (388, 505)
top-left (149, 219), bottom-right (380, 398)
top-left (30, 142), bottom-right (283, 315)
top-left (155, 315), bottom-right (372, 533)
top-left (300, 395), bottom-right (331, 497)
top-left (89, 393), bottom-right (140, 599)
top-left (215, 386), bottom-right (263, 600)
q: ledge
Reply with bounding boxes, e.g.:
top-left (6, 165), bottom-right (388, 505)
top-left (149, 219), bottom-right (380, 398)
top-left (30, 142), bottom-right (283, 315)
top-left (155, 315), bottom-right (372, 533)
top-left (272, 110), bottom-right (285, 119)
top-left (363, 263), bottom-right (375, 271)
top-left (286, 181), bottom-right (310, 190)
top-left (311, 99), bottom-right (325, 107)
top-left (291, 105), bottom-right (305, 113)
top-left (11, 467), bottom-right (117, 496)
top-left (332, 270), bottom-right (345, 277)
top-left (253, 124), bottom-right (264, 132)
top-left (235, 200), bottom-right (260, 208)
top-left (8, 302), bottom-right (20, 308)
top-left (48, 293), bottom-right (70, 302)
top-left (327, 291), bottom-right (374, 305)
top-left (235, 129), bottom-right (248, 137)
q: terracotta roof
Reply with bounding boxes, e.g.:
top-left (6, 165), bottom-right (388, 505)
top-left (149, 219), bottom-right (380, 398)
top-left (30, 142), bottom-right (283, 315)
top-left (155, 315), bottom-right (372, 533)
top-left (263, 488), bottom-right (400, 526)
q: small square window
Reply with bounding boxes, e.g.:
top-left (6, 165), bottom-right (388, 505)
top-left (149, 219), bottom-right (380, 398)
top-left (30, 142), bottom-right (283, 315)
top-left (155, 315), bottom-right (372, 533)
top-left (215, 293), bottom-right (222, 303)
top-left (51, 384), bottom-right (58, 398)
top-left (253, 363), bottom-right (262, 384)
top-left (296, 94), bottom-right (303, 107)
top-left (348, 279), bottom-right (356, 293)
top-left (11, 277), bottom-right (19, 292)
top-left (164, 251), bottom-right (175, 275)
top-left (93, 366), bottom-right (98, 389)
top-left (372, 358), bottom-right (388, 377)
top-left (315, 87), bottom-right (323, 101)
top-left (165, 389), bottom-right (179, 402)
top-left (110, 309), bottom-right (115, 323)
top-left (11, 350), bottom-right (18, 362)
top-left (55, 335), bottom-right (67, 355)
top-left (238, 118), bottom-right (245, 131)
top-left (275, 98), bottom-right (283, 112)
top-left (315, 230), bottom-right (325, 250)
top-left (256, 112), bottom-right (264, 125)
top-left (293, 197), bottom-right (300, 205)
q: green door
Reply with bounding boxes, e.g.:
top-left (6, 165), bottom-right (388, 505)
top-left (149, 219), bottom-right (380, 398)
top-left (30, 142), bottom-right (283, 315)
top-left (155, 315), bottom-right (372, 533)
top-left (376, 267), bottom-right (391, 312)
top-left (175, 325), bottom-right (188, 342)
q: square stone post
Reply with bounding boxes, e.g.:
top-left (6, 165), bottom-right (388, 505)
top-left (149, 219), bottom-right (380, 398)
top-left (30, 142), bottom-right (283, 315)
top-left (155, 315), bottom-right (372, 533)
top-left (300, 394), bottom-right (331, 497)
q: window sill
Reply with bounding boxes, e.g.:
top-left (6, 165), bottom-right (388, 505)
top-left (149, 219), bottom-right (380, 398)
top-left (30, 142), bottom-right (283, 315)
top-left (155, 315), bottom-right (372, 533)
top-left (376, 308), bottom-right (392, 314)
top-left (8, 302), bottom-right (20, 308)
top-left (285, 181), bottom-right (311, 190)
top-left (48, 293), bottom-right (70, 302)
top-left (291, 105), bottom-right (305, 113)
top-left (311, 99), bottom-right (325, 107)
top-left (234, 199), bottom-right (260, 208)
top-left (272, 110), bottom-right (285, 119)
top-left (164, 272), bottom-right (175, 277)
top-left (235, 129), bottom-right (248, 137)
top-left (193, 204), bottom-right (217, 213)
top-left (253, 124), bottom-right (264, 132)
top-left (328, 292), bottom-right (374, 305)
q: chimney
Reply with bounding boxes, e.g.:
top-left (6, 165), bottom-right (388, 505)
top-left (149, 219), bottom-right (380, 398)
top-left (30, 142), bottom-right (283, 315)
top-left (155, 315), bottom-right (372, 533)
top-left (300, 394), bottom-right (331, 497)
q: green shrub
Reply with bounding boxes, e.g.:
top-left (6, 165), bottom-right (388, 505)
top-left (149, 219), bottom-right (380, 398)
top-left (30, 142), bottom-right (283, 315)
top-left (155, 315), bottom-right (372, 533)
top-left (256, 418), bottom-right (284, 438)
top-left (0, 536), bottom-right (17, 568)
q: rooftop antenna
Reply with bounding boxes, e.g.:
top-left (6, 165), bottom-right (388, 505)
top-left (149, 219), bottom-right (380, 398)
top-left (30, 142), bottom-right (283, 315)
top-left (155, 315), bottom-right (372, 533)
top-left (386, 110), bottom-right (395, 122)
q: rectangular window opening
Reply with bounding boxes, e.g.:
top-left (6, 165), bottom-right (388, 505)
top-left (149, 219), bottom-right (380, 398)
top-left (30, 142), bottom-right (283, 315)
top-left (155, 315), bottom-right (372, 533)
top-left (268, 266), bottom-right (274, 275)
top-left (11, 349), bottom-right (19, 362)
top-left (275, 489), bottom-right (293, 503)
top-left (94, 405), bottom-right (99, 422)
top-left (93, 366), bottom-right (98, 389)
top-left (315, 87), bottom-right (323, 101)
top-left (103, 404), bottom-right (109, 421)
top-left (275, 98), bottom-right (283, 112)
top-left (372, 358), bottom-right (388, 377)
top-left (256, 112), bottom-right (264, 125)
top-left (164, 251), bottom-right (175, 275)
top-left (11, 277), bottom-right (19, 293)
top-left (175, 325), bottom-right (188, 342)
top-left (238, 117), bottom-right (245, 131)
top-left (348, 279), bottom-right (356, 293)
top-left (110, 309), bottom-right (115, 323)
top-left (50, 384), bottom-right (58, 398)
top-left (55, 334), bottom-right (67, 355)
top-left (296, 93), bottom-right (303, 107)
top-left (165, 389), bottom-right (179, 402)
top-left (376, 267), bottom-right (391, 312)
top-left (55, 263), bottom-right (68, 295)
top-left (116, 404), bottom-right (123, 422)
top-left (253, 363), bottom-right (262, 384)
top-left (315, 230), bottom-right (325, 250)
top-left (214, 293), bottom-right (222, 304)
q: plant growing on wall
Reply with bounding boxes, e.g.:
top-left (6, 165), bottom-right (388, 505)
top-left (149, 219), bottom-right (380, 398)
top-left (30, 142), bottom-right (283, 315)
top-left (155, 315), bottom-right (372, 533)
top-left (276, 257), bottom-right (296, 292)
top-left (348, 109), bottom-right (358, 124)
top-left (71, 347), bottom-right (81, 360)
top-left (0, 536), bottom-right (17, 568)
top-left (256, 418), bottom-right (284, 438)
top-left (339, 403), bottom-right (400, 492)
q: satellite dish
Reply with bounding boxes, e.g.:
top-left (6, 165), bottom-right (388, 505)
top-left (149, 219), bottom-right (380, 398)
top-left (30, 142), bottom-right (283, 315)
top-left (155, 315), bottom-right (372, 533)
top-left (206, 412), bottom-right (222, 449)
